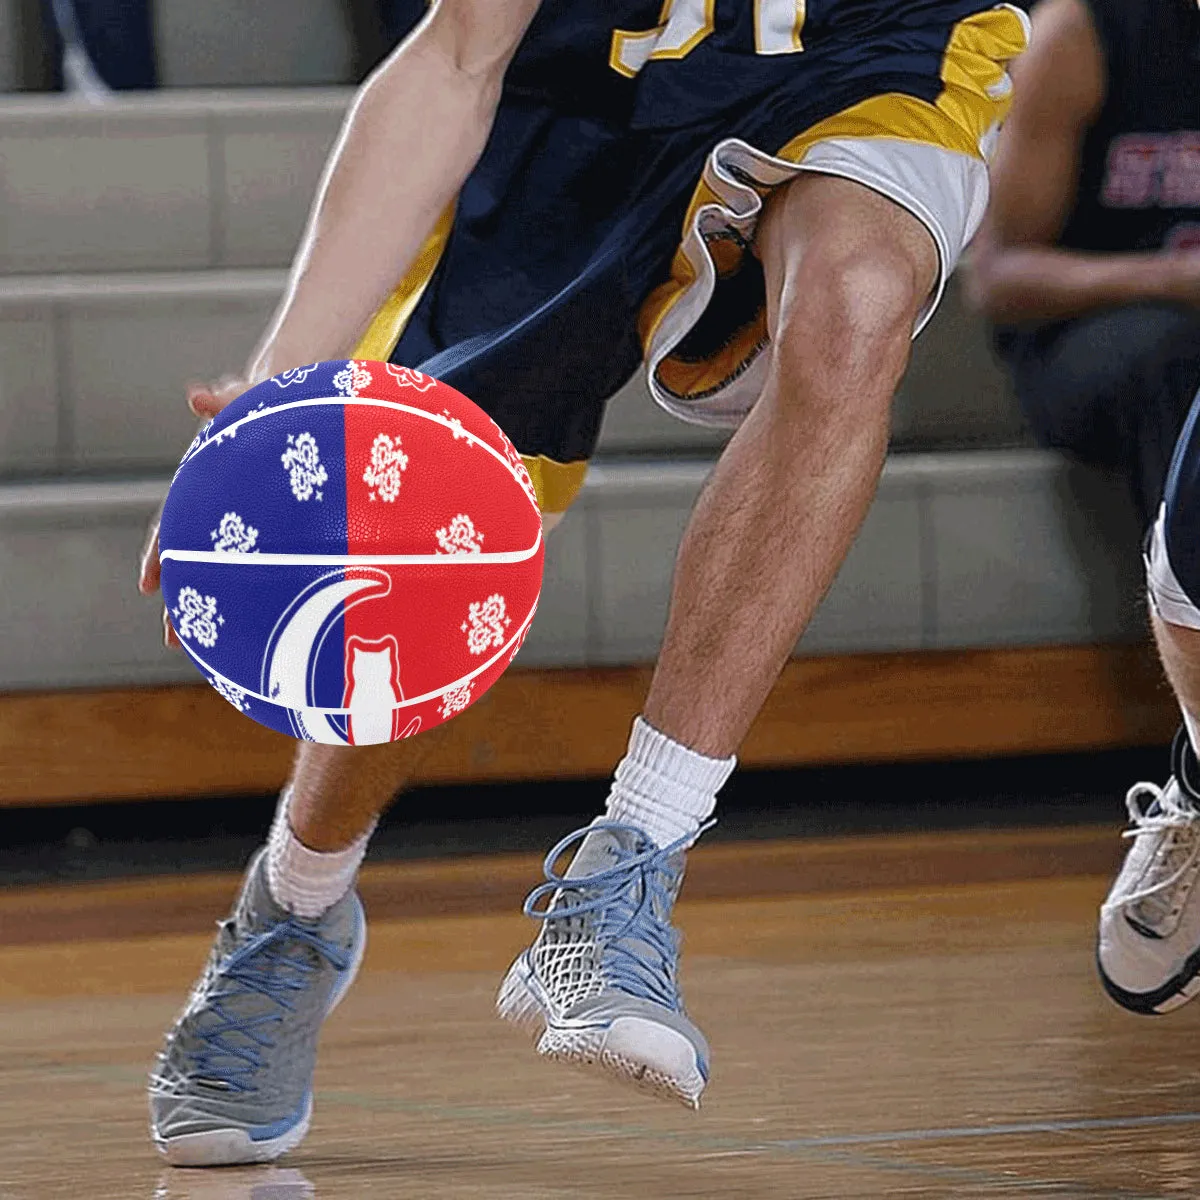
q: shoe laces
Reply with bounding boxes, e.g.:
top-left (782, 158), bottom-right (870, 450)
top-left (1106, 779), bottom-right (1200, 917)
top-left (524, 820), bottom-right (711, 1010)
top-left (164, 917), bottom-right (350, 1094)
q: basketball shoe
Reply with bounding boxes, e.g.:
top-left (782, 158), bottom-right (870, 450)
top-left (1098, 727), bottom-right (1200, 1013)
top-left (148, 850), bottom-right (365, 1165)
top-left (497, 820), bottom-right (710, 1107)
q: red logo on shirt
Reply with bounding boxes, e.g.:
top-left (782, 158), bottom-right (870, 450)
top-left (1103, 133), bottom-right (1200, 208)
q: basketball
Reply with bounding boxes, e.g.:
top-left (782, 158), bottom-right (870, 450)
top-left (157, 360), bottom-right (544, 745)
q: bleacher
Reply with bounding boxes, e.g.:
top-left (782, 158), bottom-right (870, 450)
top-left (0, 15), bottom-right (1176, 806)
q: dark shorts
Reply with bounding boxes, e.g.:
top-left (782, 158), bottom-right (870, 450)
top-left (995, 305), bottom-right (1200, 527)
top-left (356, 2), bottom-right (1029, 511)
top-left (1007, 307), bottom-right (1200, 627)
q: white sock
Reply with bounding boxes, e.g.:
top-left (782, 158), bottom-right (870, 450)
top-left (604, 716), bottom-right (736, 849)
top-left (265, 789), bottom-right (374, 919)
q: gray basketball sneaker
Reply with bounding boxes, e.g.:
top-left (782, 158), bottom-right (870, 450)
top-left (1099, 727), bottom-right (1200, 1014)
top-left (149, 851), bottom-right (365, 1166)
top-left (497, 820), bottom-right (710, 1108)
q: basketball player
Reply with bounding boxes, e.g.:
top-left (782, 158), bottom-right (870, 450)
top-left (970, 0), bottom-right (1200, 1019)
top-left (138, 0), bottom-right (1028, 1165)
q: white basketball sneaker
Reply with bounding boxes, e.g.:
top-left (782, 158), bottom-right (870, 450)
top-left (497, 820), bottom-right (710, 1108)
top-left (1098, 728), bottom-right (1200, 1014)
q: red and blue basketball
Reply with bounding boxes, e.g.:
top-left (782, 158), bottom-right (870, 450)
top-left (158, 360), bottom-right (544, 744)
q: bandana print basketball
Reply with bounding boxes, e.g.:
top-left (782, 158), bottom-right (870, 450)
top-left (158, 361), bottom-right (544, 744)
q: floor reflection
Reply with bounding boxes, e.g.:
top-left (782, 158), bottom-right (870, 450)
top-left (155, 1167), bottom-right (314, 1200)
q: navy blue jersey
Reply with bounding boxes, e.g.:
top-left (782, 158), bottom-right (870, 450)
top-left (388, 0), bottom-right (1011, 125)
top-left (364, 0), bottom-right (1028, 512)
top-left (1061, 0), bottom-right (1200, 255)
top-left (384, 0), bottom-right (657, 118)
top-left (624, 0), bottom-right (1019, 129)
top-left (995, 0), bottom-right (1200, 404)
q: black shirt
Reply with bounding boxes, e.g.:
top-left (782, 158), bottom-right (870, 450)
top-left (995, 0), bottom-right (1200, 363)
top-left (1061, 0), bottom-right (1200, 256)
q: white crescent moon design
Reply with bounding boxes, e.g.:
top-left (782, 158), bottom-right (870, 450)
top-left (261, 570), bottom-right (391, 744)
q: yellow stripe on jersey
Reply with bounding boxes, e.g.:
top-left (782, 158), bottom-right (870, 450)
top-left (524, 455), bottom-right (590, 515)
top-left (755, 0), bottom-right (807, 55)
top-left (353, 203), bottom-right (456, 362)
top-left (776, 4), bottom-right (1028, 164)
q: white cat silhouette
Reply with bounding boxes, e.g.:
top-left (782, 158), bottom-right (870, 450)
top-left (344, 637), bottom-right (403, 745)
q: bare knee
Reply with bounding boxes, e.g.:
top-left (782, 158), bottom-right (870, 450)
top-left (771, 241), bottom-right (930, 405)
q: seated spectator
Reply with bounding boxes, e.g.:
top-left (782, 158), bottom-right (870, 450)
top-left (968, 0), bottom-right (1200, 529)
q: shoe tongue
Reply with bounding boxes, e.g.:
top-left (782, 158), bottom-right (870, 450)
top-left (1129, 778), bottom-right (1200, 932)
top-left (235, 851), bottom-right (289, 933)
top-left (564, 825), bottom-right (644, 881)
top-left (561, 824), bottom-right (685, 924)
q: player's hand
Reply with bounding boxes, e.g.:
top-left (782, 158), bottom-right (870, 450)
top-left (138, 376), bottom-right (252, 647)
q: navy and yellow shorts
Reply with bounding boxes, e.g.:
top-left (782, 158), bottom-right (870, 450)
top-left (356, 1), bottom-right (1030, 514)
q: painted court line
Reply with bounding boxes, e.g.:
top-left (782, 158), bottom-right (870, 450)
top-left (69, 1064), bottom-right (1200, 1151)
top-left (316, 1088), bottom-right (1177, 1199)
top-left (767, 1110), bottom-right (1200, 1149)
top-left (52, 1067), bottom-right (1181, 1199)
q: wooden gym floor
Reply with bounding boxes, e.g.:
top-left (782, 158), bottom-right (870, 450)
top-left (4, 826), bottom-right (1200, 1199)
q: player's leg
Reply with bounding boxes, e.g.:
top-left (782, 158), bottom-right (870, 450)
top-left (267, 509), bottom-right (568, 890)
top-left (1099, 397), bottom-right (1200, 1013)
top-left (149, 516), bottom-right (561, 1166)
top-left (146, 727), bottom-right (439, 1165)
top-left (498, 175), bottom-right (936, 1107)
top-left (642, 175), bottom-right (936, 755)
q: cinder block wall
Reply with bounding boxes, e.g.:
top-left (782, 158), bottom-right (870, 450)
top-left (154, 0), bottom-right (356, 88)
top-left (0, 0), bottom-right (357, 92)
top-left (0, 93), bottom-right (1148, 694)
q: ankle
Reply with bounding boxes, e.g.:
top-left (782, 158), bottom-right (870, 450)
top-left (265, 789), bottom-right (375, 919)
top-left (286, 789), bottom-right (377, 854)
top-left (604, 717), bottom-right (735, 849)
